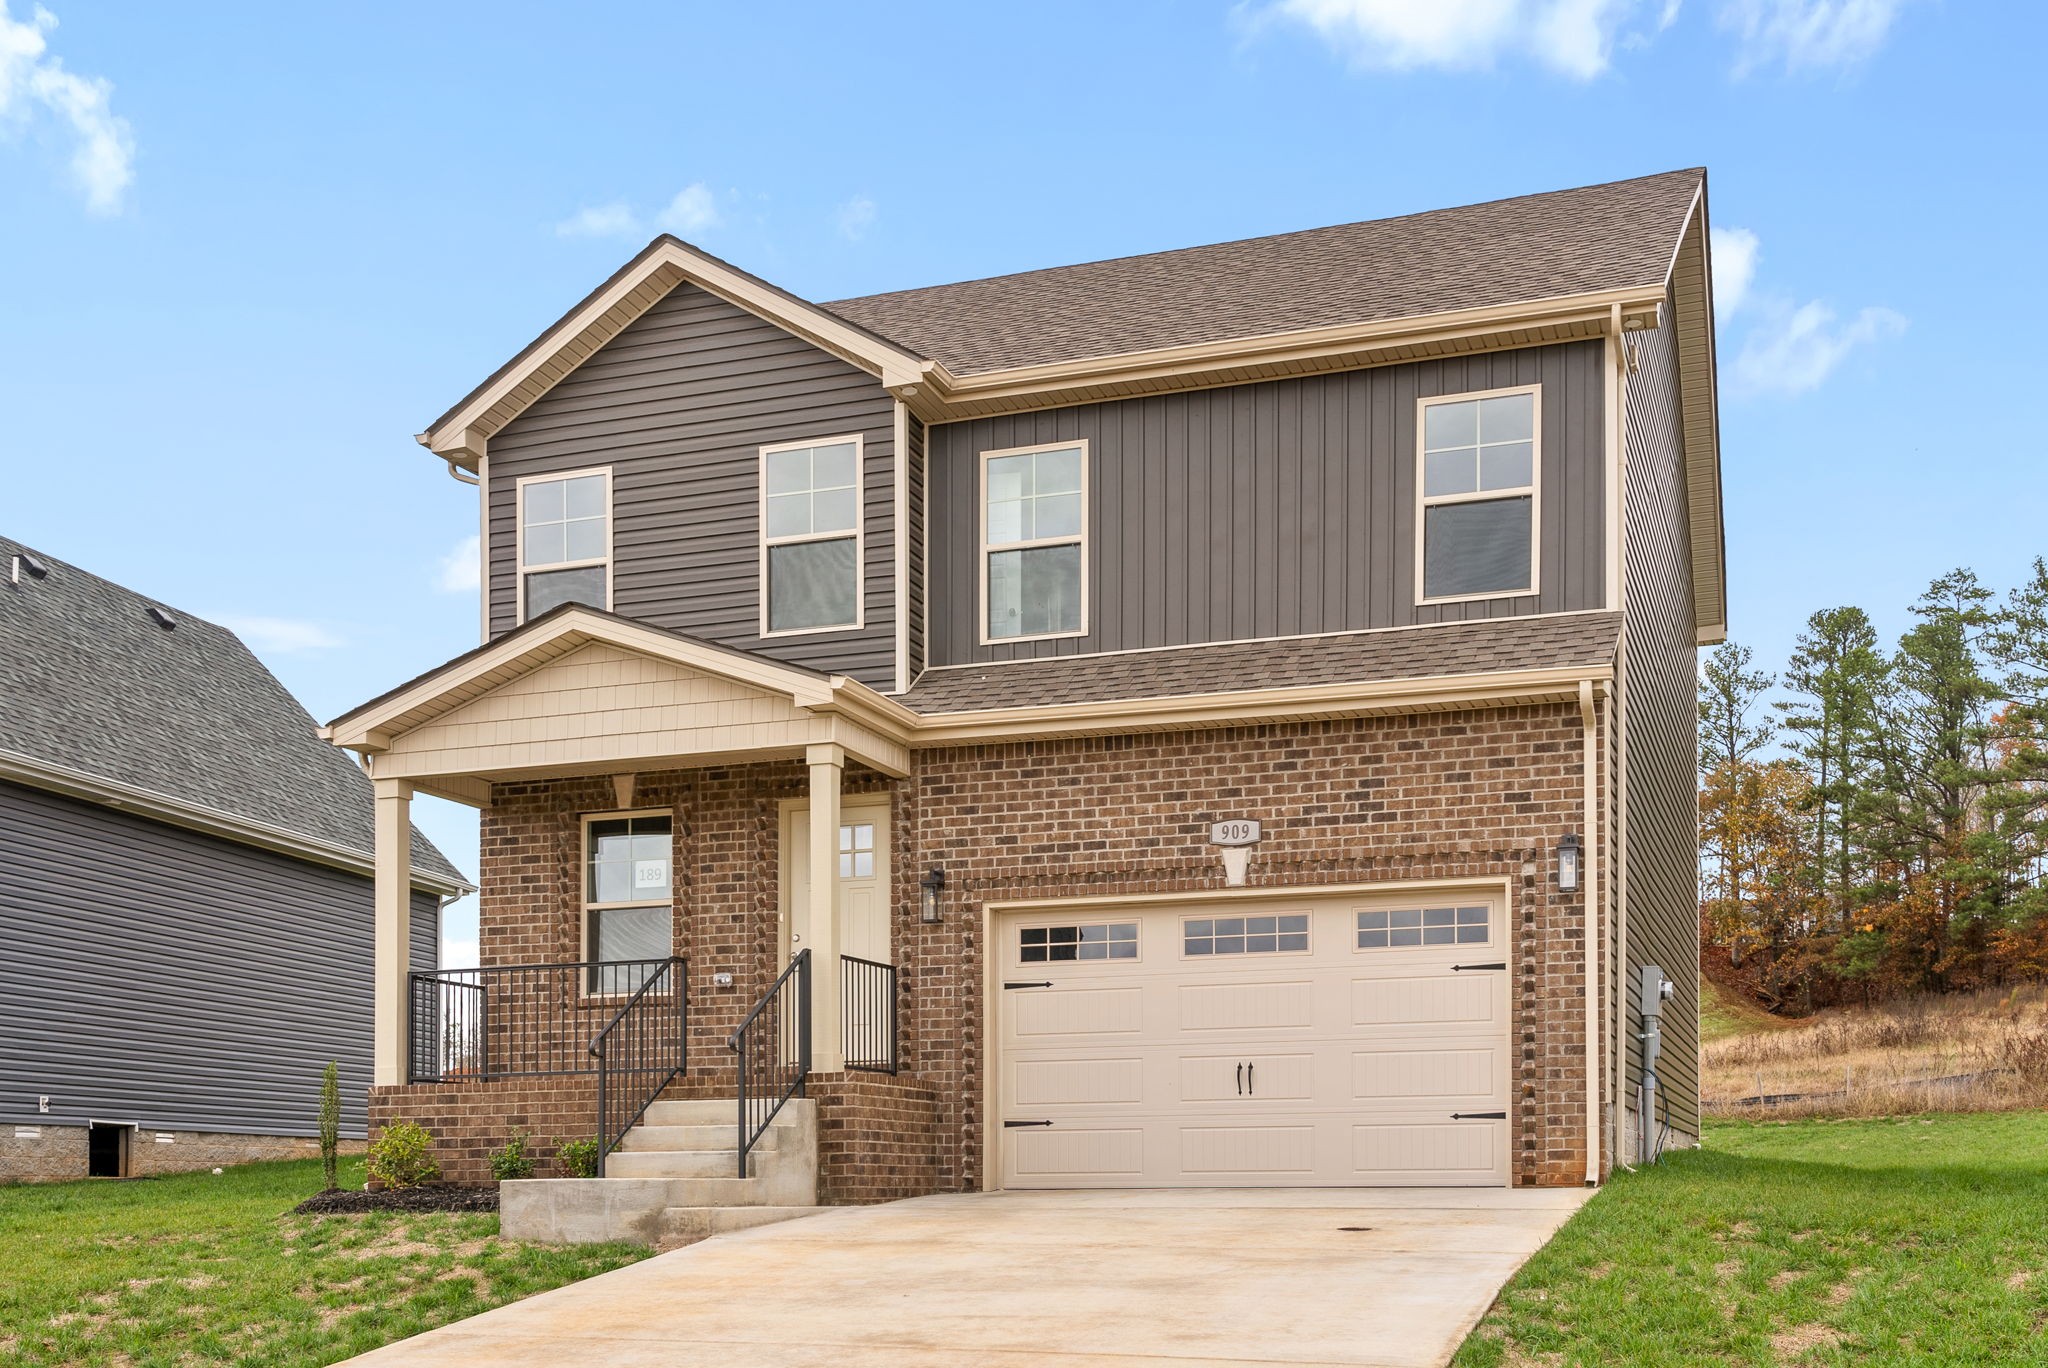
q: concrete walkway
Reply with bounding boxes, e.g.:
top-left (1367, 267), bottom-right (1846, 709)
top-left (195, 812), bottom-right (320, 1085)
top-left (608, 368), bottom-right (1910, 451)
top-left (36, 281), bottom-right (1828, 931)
top-left (343, 1187), bottom-right (1590, 1368)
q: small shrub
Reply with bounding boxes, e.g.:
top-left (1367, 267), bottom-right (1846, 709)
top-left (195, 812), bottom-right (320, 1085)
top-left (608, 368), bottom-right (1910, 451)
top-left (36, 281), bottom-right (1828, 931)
top-left (489, 1128), bottom-right (536, 1182)
top-left (556, 1137), bottom-right (600, 1179)
top-left (318, 1061), bottom-right (341, 1192)
top-left (366, 1121), bottom-right (441, 1189)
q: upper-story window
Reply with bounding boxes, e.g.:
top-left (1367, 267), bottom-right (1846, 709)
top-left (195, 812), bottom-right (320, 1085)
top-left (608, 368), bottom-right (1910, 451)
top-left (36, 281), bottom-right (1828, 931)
top-left (982, 441), bottom-right (1086, 642)
top-left (761, 437), bottom-right (861, 635)
top-left (1417, 387), bottom-right (1539, 603)
top-left (519, 468), bottom-right (611, 620)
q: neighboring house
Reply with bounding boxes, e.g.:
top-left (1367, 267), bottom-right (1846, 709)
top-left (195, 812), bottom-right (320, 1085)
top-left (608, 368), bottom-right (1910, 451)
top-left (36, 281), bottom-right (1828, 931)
top-left (327, 169), bottom-right (1721, 1213)
top-left (0, 538), bottom-right (468, 1182)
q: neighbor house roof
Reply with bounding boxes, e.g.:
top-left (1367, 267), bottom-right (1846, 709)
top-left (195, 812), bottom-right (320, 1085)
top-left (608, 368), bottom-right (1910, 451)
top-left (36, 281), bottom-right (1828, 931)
top-left (0, 536), bottom-right (469, 894)
top-left (825, 170), bottom-right (1704, 376)
top-left (899, 613), bottom-right (1623, 714)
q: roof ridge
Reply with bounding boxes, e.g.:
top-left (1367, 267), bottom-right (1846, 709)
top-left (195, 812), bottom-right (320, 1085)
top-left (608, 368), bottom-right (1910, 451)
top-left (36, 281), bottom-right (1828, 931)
top-left (824, 168), bottom-right (1704, 309)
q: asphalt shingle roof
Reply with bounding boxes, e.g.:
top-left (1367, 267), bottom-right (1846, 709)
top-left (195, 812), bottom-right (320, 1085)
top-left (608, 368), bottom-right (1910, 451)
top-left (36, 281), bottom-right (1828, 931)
top-left (899, 613), bottom-right (1622, 714)
top-left (826, 170), bottom-right (1701, 376)
top-left (0, 535), bottom-right (466, 888)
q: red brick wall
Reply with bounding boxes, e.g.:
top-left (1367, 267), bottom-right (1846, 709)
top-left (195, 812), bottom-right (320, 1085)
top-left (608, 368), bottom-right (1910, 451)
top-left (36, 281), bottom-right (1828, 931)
top-left (809, 1072), bottom-right (944, 1205)
top-left (370, 1077), bottom-right (599, 1185)
top-left (393, 701), bottom-right (1606, 1193)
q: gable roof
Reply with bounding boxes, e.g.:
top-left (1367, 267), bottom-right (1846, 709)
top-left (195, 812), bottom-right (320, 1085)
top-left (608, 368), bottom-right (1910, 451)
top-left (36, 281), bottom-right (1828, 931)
top-left (0, 536), bottom-right (468, 894)
top-left (826, 170), bottom-right (1704, 377)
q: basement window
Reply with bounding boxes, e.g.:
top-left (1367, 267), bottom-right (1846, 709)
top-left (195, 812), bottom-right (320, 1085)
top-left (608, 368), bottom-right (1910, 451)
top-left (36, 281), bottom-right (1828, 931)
top-left (1417, 388), bottom-right (1539, 603)
top-left (518, 468), bottom-right (611, 620)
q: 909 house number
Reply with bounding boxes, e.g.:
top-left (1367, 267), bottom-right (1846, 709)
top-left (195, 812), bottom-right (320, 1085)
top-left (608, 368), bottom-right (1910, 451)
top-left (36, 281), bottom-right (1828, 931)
top-left (1208, 819), bottom-right (1261, 847)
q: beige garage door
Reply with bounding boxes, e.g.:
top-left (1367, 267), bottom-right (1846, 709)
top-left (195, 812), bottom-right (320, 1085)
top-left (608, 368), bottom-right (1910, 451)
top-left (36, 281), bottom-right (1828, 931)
top-left (996, 891), bottom-right (1510, 1188)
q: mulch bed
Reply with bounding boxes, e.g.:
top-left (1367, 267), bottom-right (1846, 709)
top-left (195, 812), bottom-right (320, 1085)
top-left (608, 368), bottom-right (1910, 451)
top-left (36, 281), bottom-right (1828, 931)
top-left (292, 1184), bottom-right (499, 1215)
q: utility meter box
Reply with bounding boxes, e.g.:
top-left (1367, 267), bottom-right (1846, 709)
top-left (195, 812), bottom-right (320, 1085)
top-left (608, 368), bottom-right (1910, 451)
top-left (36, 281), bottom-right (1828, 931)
top-left (1639, 964), bottom-right (1672, 1020)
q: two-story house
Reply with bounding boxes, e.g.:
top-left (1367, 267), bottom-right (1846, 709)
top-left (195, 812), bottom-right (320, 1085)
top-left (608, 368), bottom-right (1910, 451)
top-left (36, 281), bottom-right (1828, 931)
top-left (327, 168), bottom-right (1722, 1241)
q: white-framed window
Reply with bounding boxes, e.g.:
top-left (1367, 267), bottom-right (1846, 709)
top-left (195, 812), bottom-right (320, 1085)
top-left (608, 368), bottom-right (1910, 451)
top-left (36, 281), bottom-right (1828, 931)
top-left (980, 440), bottom-right (1086, 643)
top-left (760, 436), bottom-right (862, 635)
top-left (517, 467), bottom-right (612, 621)
top-left (1416, 386), bottom-right (1540, 604)
top-left (582, 811), bottom-right (672, 993)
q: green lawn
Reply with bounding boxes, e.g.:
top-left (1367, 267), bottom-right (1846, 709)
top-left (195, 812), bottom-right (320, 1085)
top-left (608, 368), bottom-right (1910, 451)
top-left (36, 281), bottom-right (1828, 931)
top-left (1456, 1112), bottom-right (2048, 1366)
top-left (0, 1159), bottom-right (647, 1367)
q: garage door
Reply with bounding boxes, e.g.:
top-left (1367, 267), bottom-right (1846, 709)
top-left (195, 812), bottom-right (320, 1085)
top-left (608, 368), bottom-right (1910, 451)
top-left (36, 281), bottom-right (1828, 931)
top-left (995, 892), bottom-right (1510, 1188)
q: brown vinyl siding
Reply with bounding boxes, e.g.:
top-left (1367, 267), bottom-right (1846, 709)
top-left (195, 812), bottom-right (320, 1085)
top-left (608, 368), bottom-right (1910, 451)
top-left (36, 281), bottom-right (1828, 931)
top-left (925, 340), bottom-right (1607, 665)
top-left (1619, 301), bottom-right (1702, 1136)
top-left (486, 282), bottom-right (898, 690)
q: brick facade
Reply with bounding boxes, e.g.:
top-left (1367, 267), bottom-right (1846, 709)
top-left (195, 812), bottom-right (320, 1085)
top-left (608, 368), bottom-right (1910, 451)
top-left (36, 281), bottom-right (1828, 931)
top-left (378, 700), bottom-right (1606, 1194)
top-left (0, 1124), bottom-right (365, 1184)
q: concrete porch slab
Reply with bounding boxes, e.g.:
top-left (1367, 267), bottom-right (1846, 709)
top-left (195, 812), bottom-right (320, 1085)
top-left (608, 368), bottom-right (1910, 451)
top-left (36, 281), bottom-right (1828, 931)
top-left (342, 1186), bottom-right (1589, 1368)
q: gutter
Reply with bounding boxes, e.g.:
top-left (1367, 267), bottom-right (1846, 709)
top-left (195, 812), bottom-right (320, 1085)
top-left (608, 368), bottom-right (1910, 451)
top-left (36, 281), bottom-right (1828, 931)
top-left (0, 749), bottom-right (473, 899)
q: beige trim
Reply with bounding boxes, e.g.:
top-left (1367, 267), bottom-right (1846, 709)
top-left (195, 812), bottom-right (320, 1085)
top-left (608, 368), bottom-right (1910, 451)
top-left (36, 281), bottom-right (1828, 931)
top-left (420, 238), bottom-right (930, 465)
top-left (512, 465), bottom-right (613, 624)
top-left (892, 399), bottom-right (912, 694)
top-left (806, 743), bottom-right (845, 1072)
top-left (757, 434), bottom-right (865, 639)
top-left (372, 779), bottom-right (413, 1088)
top-left (1578, 679), bottom-right (1601, 1185)
top-left (1604, 317), bottom-right (1623, 611)
top-left (978, 874), bottom-right (1516, 1193)
top-left (1664, 186), bottom-right (1727, 643)
top-left (977, 438), bottom-right (1090, 647)
top-left (1414, 384), bottom-right (1542, 607)
top-left (476, 453), bottom-right (491, 644)
top-left (0, 747), bottom-right (470, 898)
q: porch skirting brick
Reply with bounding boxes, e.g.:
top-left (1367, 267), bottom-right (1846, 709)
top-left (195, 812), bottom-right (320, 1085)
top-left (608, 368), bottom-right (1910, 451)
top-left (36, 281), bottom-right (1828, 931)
top-left (370, 1078), bottom-right (599, 1187)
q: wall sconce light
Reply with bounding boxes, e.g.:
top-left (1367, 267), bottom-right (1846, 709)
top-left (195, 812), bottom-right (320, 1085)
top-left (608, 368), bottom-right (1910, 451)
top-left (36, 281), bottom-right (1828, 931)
top-left (1556, 834), bottom-right (1582, 893)
top-left (919, 866), bottom-right (946, 924)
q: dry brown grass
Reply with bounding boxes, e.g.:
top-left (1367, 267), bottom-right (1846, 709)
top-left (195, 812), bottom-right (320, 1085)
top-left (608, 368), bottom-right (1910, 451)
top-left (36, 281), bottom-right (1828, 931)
top-left (1703, 983), bottom-right (2048, 1119)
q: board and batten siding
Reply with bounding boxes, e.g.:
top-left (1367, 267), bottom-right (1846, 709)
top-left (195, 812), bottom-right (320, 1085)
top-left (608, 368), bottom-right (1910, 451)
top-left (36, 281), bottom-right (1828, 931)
top-left (0, 780), bottom-right (438, 1138)
top-left (906, 413), bottom-right (928, 677)
top-left (1619, 303), bottom-right (1701, 1138)
top-left (924, 340), bottom-right (1607, 665)
top-left (486, 282), bottom-right (899, 690)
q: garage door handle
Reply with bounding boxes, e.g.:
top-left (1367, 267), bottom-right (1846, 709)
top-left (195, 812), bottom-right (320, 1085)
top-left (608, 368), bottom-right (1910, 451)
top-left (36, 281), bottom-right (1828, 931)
top-left (1450, 1111), bottom-right (1506, 1120)
top-left (1003, 980), bottom-right (1055, 990)
top-left (1451, 962), bottom-right (1507, 972)
top-left (1003, 1120), bottom-right (1054, 1128)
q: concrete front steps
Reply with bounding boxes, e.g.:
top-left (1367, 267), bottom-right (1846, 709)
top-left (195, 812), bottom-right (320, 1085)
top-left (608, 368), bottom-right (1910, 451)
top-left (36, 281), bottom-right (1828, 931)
top-left (500, 1098), bottom-right (820, 1246)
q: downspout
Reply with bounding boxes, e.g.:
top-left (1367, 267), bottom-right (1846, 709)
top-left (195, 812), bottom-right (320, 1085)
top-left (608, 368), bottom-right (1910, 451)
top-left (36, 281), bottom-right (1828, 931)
top-left (1579, 678), bottom-right (1601, 1186)
top-left (443, 457), bottom-right (479, 487)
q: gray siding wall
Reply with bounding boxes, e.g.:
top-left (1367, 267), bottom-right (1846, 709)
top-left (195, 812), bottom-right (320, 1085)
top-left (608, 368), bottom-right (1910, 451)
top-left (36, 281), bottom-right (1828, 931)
top-left (0, 780), bottom-right (438, 1138)
top-left (486, 282), bottom-right (899, 690)
top-left (925, 340), bottom-right (1607, 666)
top-left (1619, 305), bottom-right (1702, 1136)
top-left (906, 412), bottom-right (927, 677)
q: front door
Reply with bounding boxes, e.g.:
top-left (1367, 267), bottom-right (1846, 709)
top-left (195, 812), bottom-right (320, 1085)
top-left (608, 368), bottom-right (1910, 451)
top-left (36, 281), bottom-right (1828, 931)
top-left (780, 799), bottom-right (891, 964)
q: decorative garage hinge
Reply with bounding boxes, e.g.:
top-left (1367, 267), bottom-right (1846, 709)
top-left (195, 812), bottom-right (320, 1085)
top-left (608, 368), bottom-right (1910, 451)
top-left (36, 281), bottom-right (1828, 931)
top-left (1451, 962), bottom-right (1508, 972)
top-left (1449, 1112), bottom-right (1507, 1121)
top-left (1002, 980), bottom-right (1054, 990)
top-left (1003, 1120), bottom-right (1054, 1128)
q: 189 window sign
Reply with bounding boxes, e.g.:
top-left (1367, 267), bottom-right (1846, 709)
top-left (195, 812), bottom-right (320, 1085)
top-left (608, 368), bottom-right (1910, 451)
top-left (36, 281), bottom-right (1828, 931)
top-left (1208, 819), bottom-right (1261, 847)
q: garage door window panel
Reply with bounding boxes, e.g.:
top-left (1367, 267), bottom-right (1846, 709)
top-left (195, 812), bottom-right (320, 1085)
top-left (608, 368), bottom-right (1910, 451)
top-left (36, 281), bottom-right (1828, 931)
top-left (1183, 914), bottom-right (1309, 956)
top-left (1357, 906), bottom-right (1489, 949)
top-left (1021, 921), bottom-right (1137, 962)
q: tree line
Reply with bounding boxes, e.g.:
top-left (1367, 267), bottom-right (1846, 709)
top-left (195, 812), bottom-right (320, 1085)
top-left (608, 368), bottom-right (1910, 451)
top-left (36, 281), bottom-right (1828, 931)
top-left (1698, 562), bottom-right (2048, 1010)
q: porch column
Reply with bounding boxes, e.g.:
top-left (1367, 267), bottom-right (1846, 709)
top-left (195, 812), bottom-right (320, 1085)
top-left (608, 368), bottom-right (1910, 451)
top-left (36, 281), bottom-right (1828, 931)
top-left (805, 743), bottom-right (844, 1072)
top-left (373, 778), bottom-right (414, 1087)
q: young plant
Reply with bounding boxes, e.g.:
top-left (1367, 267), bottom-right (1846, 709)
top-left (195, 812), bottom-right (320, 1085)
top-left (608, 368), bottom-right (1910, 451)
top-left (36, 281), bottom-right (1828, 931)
top-left (489, 1128), bottom-right (536, 1182)
top-left (318, 1061), bottom-right (341, 1192)
top-left (365, 1121), bottom-right (441, 1189)
top-left (556, 1137), bottom-right (600, 1179)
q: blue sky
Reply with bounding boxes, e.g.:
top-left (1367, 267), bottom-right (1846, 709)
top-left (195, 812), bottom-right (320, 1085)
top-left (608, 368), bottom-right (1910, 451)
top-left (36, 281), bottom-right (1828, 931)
top-left (4, 1), bottom-right (2039, 962)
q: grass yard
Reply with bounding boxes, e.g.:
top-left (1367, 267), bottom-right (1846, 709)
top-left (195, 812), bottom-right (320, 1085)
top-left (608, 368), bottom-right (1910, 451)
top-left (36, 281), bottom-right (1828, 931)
top-left (1456, 1111), bottom-right (2048, 1367)
top-left (0, 1158), bottom-right (647, 1367)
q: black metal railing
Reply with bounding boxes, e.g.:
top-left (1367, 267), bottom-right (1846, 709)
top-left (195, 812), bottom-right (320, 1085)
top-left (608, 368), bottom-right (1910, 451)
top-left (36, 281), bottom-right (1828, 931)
top-left (405, 959), bottom-right (677, 1083)
top-left (842, 955), bottom-right (898, 1074)
top-left (591, 957), bottom-right (689, 1177)
top-left (727, 949), bottom-right (811, 1178)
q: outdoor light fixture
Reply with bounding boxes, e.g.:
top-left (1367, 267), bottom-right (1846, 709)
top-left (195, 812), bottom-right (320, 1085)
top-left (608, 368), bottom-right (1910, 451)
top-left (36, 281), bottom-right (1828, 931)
top-left (1556, 834), bottom-right (1582, 893)
top-left (919, 866), bottom-right (946, 924)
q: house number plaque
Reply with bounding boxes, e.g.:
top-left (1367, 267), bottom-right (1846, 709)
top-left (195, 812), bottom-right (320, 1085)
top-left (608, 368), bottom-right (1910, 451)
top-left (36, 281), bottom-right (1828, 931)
top-left (1209, 819), bottom-right (1261, 847)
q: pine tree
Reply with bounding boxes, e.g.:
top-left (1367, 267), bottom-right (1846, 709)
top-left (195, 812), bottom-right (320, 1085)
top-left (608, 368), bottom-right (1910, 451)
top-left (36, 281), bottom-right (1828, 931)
top-left (1774, 606), bottom-right (1886, 929)
top-left (1698, 641), bottom-right (1775, 910)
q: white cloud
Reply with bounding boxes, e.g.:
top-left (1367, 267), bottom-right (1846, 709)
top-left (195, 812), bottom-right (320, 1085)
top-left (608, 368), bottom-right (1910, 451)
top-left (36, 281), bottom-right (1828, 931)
top-left (441, 934), bottom-right (479, 970)
top-left (658, 182), bottom-right (719, 234)
top-left (435, 535), bottom-right (480, 593)
top-left (1718, 0), bottom-right (1910, 73)
top-left (218, 616), bottom-right (345, 654)
top-left (836, 194), bottom-right (877, 241)
top-left (1732, 300), bottom-right (1905, 395)
top-left (555, 202), bottom-right (640, 238)
top-left (1710, 226), bottom-right (1759, 318)
top-left (0, 3), bottom-right (134, 214)
top-left (1255, 0), bottom-right (1644, 78)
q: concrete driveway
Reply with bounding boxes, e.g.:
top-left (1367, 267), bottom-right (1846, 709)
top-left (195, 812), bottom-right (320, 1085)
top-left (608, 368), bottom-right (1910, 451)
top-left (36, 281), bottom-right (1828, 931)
top-left (345, 1187), bottom-right (1589, 1368)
